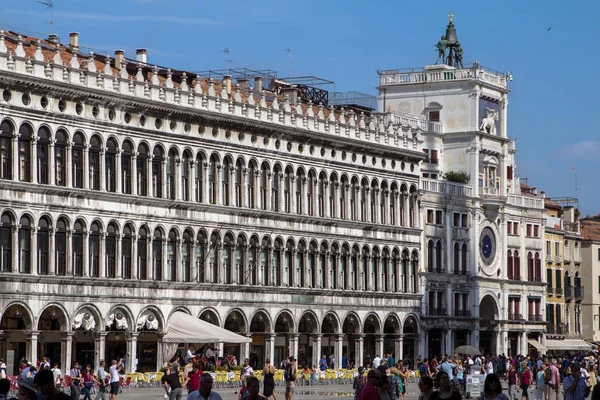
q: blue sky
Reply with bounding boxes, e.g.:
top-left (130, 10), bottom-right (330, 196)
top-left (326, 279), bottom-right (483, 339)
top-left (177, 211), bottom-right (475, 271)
top-left (2, 0), bottom-right (599, 215)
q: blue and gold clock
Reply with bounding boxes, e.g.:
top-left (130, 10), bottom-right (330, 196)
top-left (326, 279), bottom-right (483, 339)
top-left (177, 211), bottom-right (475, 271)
top-left (479, 227), bottom-right (496, 266)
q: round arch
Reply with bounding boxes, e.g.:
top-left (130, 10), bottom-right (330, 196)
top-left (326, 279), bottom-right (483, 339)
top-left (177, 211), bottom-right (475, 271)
top-left (199, 308), bottom-right (221, 327)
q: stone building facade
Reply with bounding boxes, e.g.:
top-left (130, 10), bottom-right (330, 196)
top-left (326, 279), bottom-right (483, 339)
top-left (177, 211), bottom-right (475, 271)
top-left (0, 30), bottom-right (426, 374)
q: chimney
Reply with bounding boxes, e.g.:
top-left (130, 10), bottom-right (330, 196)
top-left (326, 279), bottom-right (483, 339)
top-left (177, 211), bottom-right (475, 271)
top-left (136, 48), bottom-right (147, 64)
top-left (281, 87), bottom-right (299, 105)
top-left (47, 34), bottom-right (59, 45)
top-left (237, 78), bottom-right (249, 90)
top-left (223, 75), bottom-right (232, 95)
top-left (69, 32), bottom-right (79, 52)
top-left (254, 76), bottom-right (263, 93)
top-left (114, 50), bottom-right (124, 70)
top-left (540, 190), bottom-right (546, 199)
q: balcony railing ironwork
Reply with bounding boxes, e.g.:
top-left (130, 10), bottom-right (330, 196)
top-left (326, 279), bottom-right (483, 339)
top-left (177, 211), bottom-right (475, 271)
top-left (528, 314), bottom-right (544, 322)
top-left (575, 286), bottom-right (584, 300)
top-left (508, 313), bottom-right (523, 321)
top-left (564, 286), bottom-right (574, 300)
top-left (508, 274), bottom-right (521, 281)
top-left (427, 267), bottom-right (446, 274)
top-left (427, 308), bottom-right (447, 316)
top-left (554, 287), bottom-right (563, 297)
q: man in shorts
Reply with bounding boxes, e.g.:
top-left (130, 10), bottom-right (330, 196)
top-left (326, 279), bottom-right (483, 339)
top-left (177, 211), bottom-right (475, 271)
top-left (109, 359), bottom-right (123, 400)
top-left (285, 356), bottom-right (296, 400)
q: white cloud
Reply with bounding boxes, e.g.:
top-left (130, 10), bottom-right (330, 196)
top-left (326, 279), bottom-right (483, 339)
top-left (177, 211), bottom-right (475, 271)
top-left (560, 140), bottom-right (600, 159)
top-left (1, 9), bottom-right (221, 25)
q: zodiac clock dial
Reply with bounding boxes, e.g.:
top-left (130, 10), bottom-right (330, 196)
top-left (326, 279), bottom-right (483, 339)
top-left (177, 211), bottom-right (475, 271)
top-left (479, 227), bottom-right (496, 266)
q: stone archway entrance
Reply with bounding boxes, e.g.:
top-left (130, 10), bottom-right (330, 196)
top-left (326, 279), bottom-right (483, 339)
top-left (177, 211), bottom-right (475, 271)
top-left (249, 311), bottom-right (270, 370)
top-left (479, 295), bottom-right (499, 355)
top-left (0, 303), bottom-right (32, 373)
top-left (363, 314), bottom-right (381, 367)
top-left (224, 310), bottom-right (247, 363)
top-left (37, 305), bottom-right (67, 369)
top-left (402, 316), bottom-right (418, 365)
top-left (342, 314), bottom-right (360, 368)
top-left (274, 312), bottom-right (293, 367)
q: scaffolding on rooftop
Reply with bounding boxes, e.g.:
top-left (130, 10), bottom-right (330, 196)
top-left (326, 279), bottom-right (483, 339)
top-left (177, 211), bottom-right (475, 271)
top-left (329, 91), bottom-right (377, 111)
top-left (194, 68), bottom-right (278, 89)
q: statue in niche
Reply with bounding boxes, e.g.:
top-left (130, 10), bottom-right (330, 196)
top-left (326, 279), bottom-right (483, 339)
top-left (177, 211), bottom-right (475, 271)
top-left (479, 108), bottom-right (498, 135)
top-left (435, 36), bottom-right (447, 64)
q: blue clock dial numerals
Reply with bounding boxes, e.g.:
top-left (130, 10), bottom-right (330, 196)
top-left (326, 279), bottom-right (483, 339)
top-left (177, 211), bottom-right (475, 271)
top-left (482, 235), bottom-right (492, 258)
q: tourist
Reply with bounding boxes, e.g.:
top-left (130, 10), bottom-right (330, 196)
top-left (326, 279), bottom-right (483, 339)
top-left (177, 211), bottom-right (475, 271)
top-left (186, 373), bottom-right (222, 400)
top-left (373, 355), bottom-right (382, 369)
top-left (69, 362), bottom-right (82, 400)
top-left (418, 376), bottom-right (435, 400)
top-left (535, 364), bottom-right (547, 400)
top-left (162, 364), bottom-right (183, 400)
top-left (486, 358), bottom-right (494, 377)
top-left (244, 376), bottom-right (267, 400)
top-left (284, 357), bottom-right (296, 400)
top-left (0, 378), bottom-right (9, 400)
top-left (353, 367), bottom-right (366, 400)
top-left (81, 364), bottom-right (97, 400)
top-left (507, 363), bottom-right (519, 400)
top-left (359, 369), bottom-right (381, 400)
top-left (240, 358), bottom-right (254, 383)
top-left (51, 363), bottom-right (61, 390)
top-left (520, 363), bottom-right (532, 400)
top-left (381, 366), bottom-right (400, 400)
top-left (564, 365), bottom-right (588, 400)
top-left (34, 369), bottom-right (71, 400)
top-left (183, 363), bottom-right (202, 394)
top-left (342, 354), bottom-right (348, 369)
top-left (95, 361), bottom-right (109, 400)
top-left (319, 355), bottom-right (327, 371)
top-left (108, 359), bottom-right (122, 400)
top-left (17, 377), bottom-right (37, 400)
top-left (262, 359), bottom-right (276, 400)
top-left (0, 359), bottom-right (6, 379)
top-left (429, 371), bottom-right (461, 400)
top-left (479, 373), bottom-right (508, 400)
top-left (186, 348), bottom-right (195, 364)
top-left (183, 360), bottom-right (194, 382)
top-left (377, 367), bottom-right (392, 400)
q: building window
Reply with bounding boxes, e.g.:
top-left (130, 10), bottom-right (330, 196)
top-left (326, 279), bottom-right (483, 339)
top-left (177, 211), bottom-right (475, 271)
top-left (105, 138), bottom-right (118, 193)
top-left (122, 225), bottom-right (133, 279)
top-left (152, 229), bottom-right (163, 280)
top-left (0, 120), bottom-right (14, 180)
top-left (18, 124), bottom-right (32, 182)
top-left (167, 149), bottom-right (177, 200)
top-left (138, 227), bottom-right (148, 280)
top-left (547, 269), bottom-right (553, 288)
top-left (555, 242), bottom-right (560, 258)
top-left (435, 210), bottom-right (443, 225)
top-left (152, 147), bottom-right (164, 198)
top-left (72, 132), bottom-right (85, 188)
top-left (428, 110), bottom-right (440, 122)
top-left (526, 224), bottom-right (532, 237)
top-left (431, 150), bottom-right (438, 164)
top-left (72, 220), bottom-right (84, 277)
top-left (454, 213), bottom-right (460, 227)
top-left (0, 212), bottom-right (12, 272)
top-left (37, 216), bottom-right (50, 275)
top-left (546, 241), bottom-right (551, 256)
top-left (427, 209), bottom-right (434, 224)
top-left (513, 222), bottom-right (519, 235)
top-left (89, 222), bottom-right (100, 277)
top-left (37, 127), bottom-right (51, 184)
top-left (137, 143), bottom-right (149, 196)
top-left (534, 225), bottom-right (540, 238)
top-left (55, 218), bottom-right (67, 275)
top-left (121, 141), bottom-right (133, 194)
top-left (89, 135), bottom-right (102, 190)
top-left (55, 130), bottom-right (67, 186)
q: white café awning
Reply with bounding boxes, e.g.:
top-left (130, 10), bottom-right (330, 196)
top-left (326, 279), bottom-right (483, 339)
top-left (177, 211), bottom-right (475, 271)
top-left (545, 339), bottom-right (593, 351)
top-left (528, 339), bottom-right (547, 351)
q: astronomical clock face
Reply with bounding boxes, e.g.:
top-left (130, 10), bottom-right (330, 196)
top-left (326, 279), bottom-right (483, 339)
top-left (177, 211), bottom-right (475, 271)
top-left (479, 227), bottom-right (496, 266)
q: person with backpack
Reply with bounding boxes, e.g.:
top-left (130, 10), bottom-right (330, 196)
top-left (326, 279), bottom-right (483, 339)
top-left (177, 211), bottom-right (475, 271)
top-left (284, 357), bottom-right (296, 400)
top-left (535, 363), bottom-right (548, 400)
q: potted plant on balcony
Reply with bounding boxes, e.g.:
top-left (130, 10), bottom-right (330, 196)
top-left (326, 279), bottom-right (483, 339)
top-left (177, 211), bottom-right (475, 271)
top-left (443, 171), bottom-right (470, 184)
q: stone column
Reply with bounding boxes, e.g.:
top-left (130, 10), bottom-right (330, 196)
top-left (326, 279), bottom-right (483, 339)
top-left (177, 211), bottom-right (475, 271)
top-left (176, 239), bottom-right (183, 282)
top-left (291, 333), bottom-right (300, 360)
top-left (312, 334), bottom-right (322, 368)
top-left (31, 137), bottom-right (38, 183)
top-left (494, 329), bottom-right (501, 356)
top-left (27, 331), bottom-right (40, 366)
top-left (48, 228), bottom-right (56, 275)
top-left (175, 158), bottom-right (182, 200)
top-left (10, 224), bottom-right (18, 273)
top-left (66, 230), bottom-right (73, 276)
top-left (187, 161), bottom-right (195, 201)
top-left (355, 334), bottom-right (365, 368)
top-left (94, 331), bottom-right (107, 372)
top-left (156, 334), bottom-right (164, 371)
top-left (161, 157), bottom-right (167, 199)
top-left (115, 234), bottom-right (122, 279)
top-left (323, 252), bottom-right (330, 289)
top-left (99, 233), bottom-right (106, 278)
top-left (11, 133), bottom-right (18, 181)
top-left (31, 227), bottom-right (38, 276)
top-left (146, 157), bottom-right (152, 197)
top-left (395, 334), bottom-right (404, 361)
top-left (202, 162), bottom-right (209, 203)
top-left (445, 329), bottom-right (452, 356)
top-left (161, 238), bottom-right (168, 281)
top-left (216, 164), bottom-right (223, 205)
top-left (130, 153), bottom-right (138, 195)
top-left (301, 177), bottom-right (308, 215)
top-left (324, 181), bottom-right (330, 217)
top-left (241, 334), bottom-right (251, 363)
top-left (115, 152), bottom-right (122, 194)
top-left (126, 332), bottom-right (139, 373)
top-left (334, 334), bottom-right (344, 369)
top-left (265, 334), bottom-right (276, 364)
top-left (290, 176), bottom-right (297, 214)
top-left (99, 150), bottom-right (105, 191)
top-left (62, 332), bottom-right (74, 372)
top-left (376, 335), bottom-right (384, 359)
top-left (521, 331), bottom-right (528, 356)
top-left (131, 236), bottom-right (138, 280)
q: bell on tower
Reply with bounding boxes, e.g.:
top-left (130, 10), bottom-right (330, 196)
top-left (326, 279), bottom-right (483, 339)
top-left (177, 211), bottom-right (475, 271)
top-left (435, 12), bottom-right (464, 68)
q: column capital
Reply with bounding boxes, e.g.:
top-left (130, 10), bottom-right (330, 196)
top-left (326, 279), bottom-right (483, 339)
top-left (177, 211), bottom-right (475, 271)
top-left (127, 332), bottom-right (140, 340)
top-left (291, 333), bottom-right (301, 339)
top-left (26, 330), bottom-right (40, 339)
top-left (62, 331), bottom-right (75, 340)
top-left (265, 333), bottom-right (277, 340)
top-left (312, 333), bottom-right (323, 340)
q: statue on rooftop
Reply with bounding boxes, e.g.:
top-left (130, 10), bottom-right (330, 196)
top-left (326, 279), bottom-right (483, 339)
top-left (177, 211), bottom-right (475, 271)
top-left (454, 43), bottom-right (464, 68)
top-left (435, 36), bottom-right (447, 64)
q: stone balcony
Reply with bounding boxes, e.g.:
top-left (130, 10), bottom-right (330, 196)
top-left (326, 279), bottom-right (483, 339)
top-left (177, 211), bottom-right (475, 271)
top-left (377, 112), bottom-right (444, 134)
top-left (507, 194), bottom-right (545, 209)
top-left (378, 64), bottom-right (508, 89)
top-left (421, 178), bottom-right (472, 197)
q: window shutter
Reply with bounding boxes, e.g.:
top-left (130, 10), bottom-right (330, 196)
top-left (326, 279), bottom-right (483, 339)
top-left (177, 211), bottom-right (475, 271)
top-left (507, 165), bottom-right (514, 180)
top-left (431, 150), bottom-right (438, 164)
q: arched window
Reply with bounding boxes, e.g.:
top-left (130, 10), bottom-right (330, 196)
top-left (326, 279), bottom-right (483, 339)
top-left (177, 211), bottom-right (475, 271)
top-left (247, 236), bottom-right (258, 285)
top-left (167, 229), bottom-right (178, 281)
top-left (55, 130), bottom-right (68, 186)
top-left (167, 149), bottom-right (177, 200)
top-left (38, 216), bottom-right (51, 275)
top-left (247, 161), bottom-right (257, 208)
top-left (138, 227), bottom-right (148, 280)
top-left (360, 247), bottom-right (368, 290)
top-left (18, 124), bottom-right (32, 182)
top-left (527, 252), bottom-right (534, 281)
top-left (296, 170), bottom-right (304, 215)
top-left (182, 230), bottom-right (192, 282)
top-left (37, 126), bottom-right (51, 184)
top-left (350, 246), bottom-right (359, 290)
top-left (260, 164), bottom-right (269, 210)
top-left (297, 241), bottom-right (305, 287)
top-left (453, 243), bottom-right (460, 274)
top-left (0, 120), bottom-right (13, 179)
top-left (196, 231), bottom-right (206, 283)
top-left (137, 144), bottom-right (149, 196)
top-left (89, 222), bottom-right (100, 277)
top-left (222, 158), bottom-right (232, 206)
top-left (507, 250), bottom-right (513, 279)
top-left (236, 235), bottom-right (247, 284)
top-left (195, 153), bottom-right (204, 202)
top-left (411, 251), bottom-right (419, 293)
top-left (152, 147), bottom-right (164, 198)
top-left (122, 224), bottom-right (133, 279)
top-left (72, 132), bottom-right (85, 188)
top-left (209, 232), bottom-right (219, 283)
top-left (0, 212), bottom-right (13, 272)
top-left (435, 241), bottom-right (443, 273)
top-left (360, 180), bottom-right (368, 222)
top-left (401, 250), bottom-right (409, 293)
top-left (55, 218), bottom-right (68, 276)
top-left (223, 234), bottom-right (233, 284)
top-left (121, 140), bottom-right (133, 194)
top-left (427, 240), bottom-right (434, 272)
top-left (284, 240), bottom-right (293, 286)
top-left (89, 135), bottom-right (101, 190)
top-left (106, 223), bottom-right (118, 278)
top-left (534, 252), bottom-right (541, 282)
top-left (152, 229), bottom-right (163, 280)
top-left (272, 239), bottom-right (282, 286)
top-left (382, 249), bottom-right (390, 292)
top-left (271, 166), bottom-right (282, 213)
top-left (514, 251), bottom-right (521, 280)
top-left (19, 215), bottom-right (31, 274)
top-left (73, 219), bottom-right (85, 276)
top-left (208, 156), bottom-right (218, 204)
top-left (350, 178), bottom-right (358, 221)
top-left (235, 159), bottom-right (244, 207)
top-left (340, 177), bottom-right (348, 220)
top-left (105, 138), bottom-right (118, 192)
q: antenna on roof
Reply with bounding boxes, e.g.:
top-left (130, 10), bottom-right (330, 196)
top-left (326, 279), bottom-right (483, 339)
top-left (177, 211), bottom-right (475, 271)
top-left (572, 166), bottom-right (578, 200)
top-left (283, 48), bottom-right (293, 77)
top-left (222, 48), bottom-right (234, 75)
top-left (37, 0), bottom-right (55, 35)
